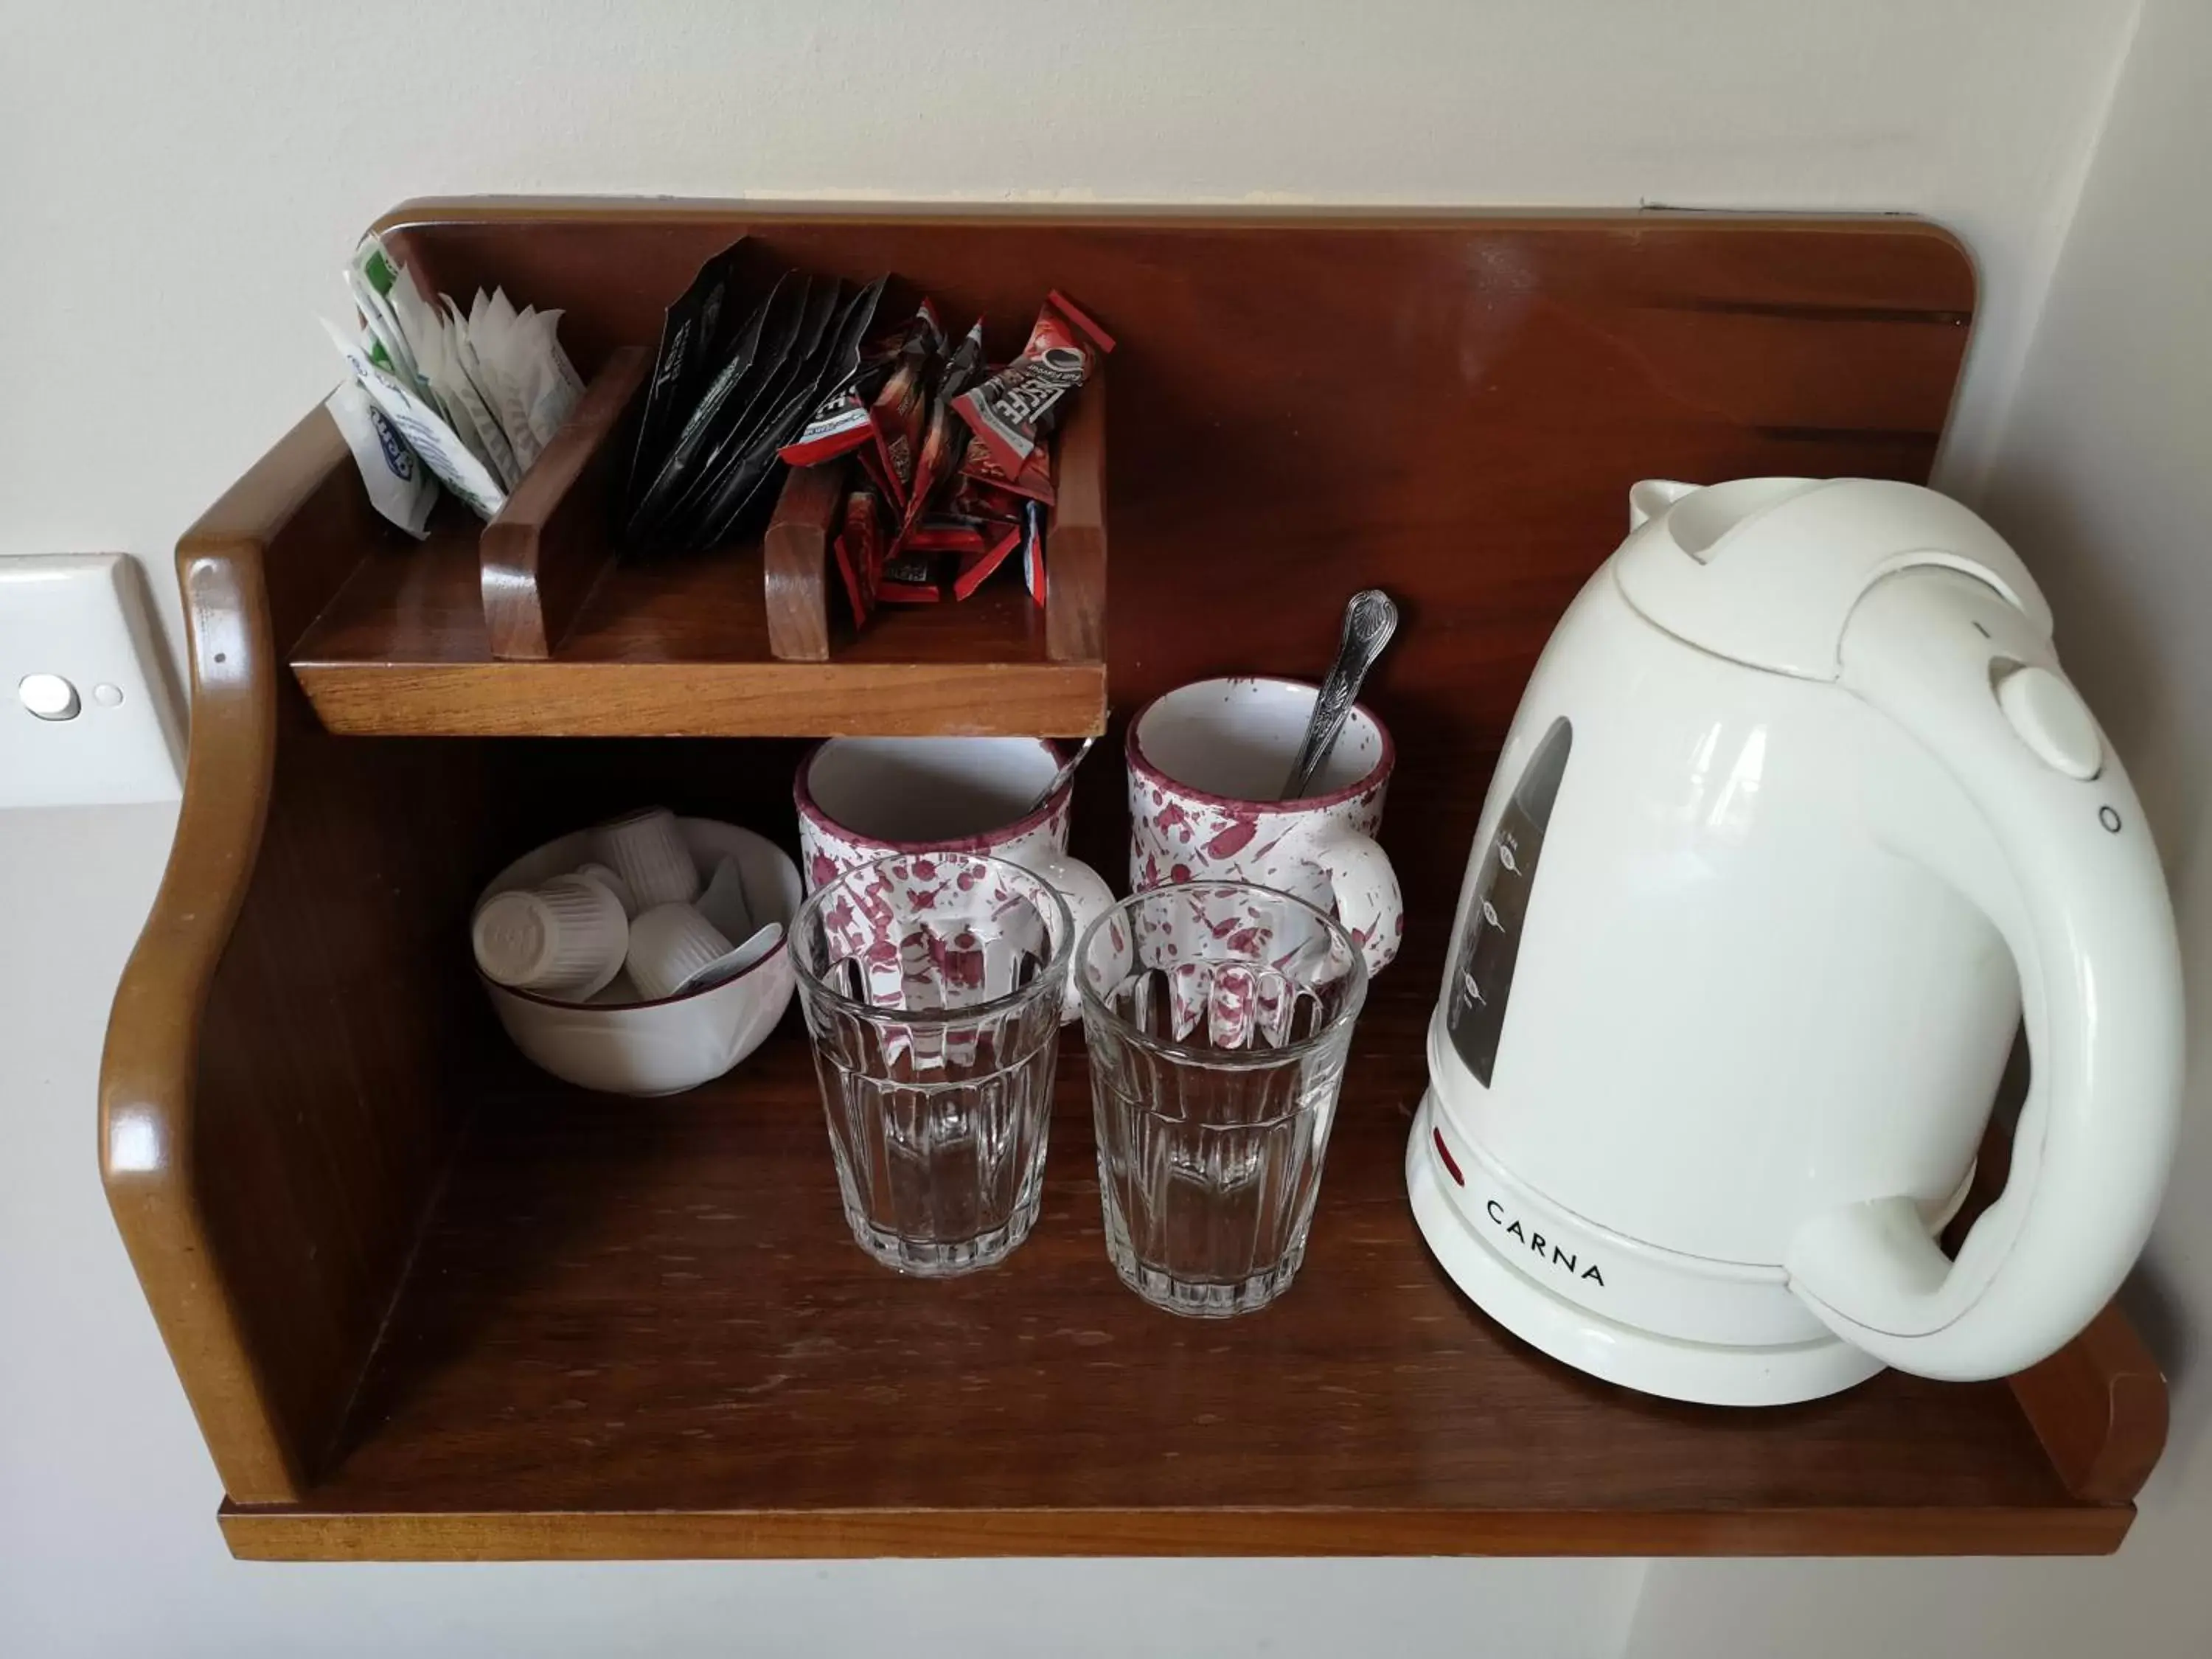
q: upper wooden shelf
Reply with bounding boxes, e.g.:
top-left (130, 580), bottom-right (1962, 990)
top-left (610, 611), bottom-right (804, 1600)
top-left (280, 210), bottom-right (1113, 740)
top-left (288, 489), bottom-right (1104, 739)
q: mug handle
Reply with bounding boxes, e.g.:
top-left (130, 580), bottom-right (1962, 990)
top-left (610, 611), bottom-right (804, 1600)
top-left (1285, 821), bottom-right (1402, 975)
top-left (1013, 845), bottom-right (1116, 1020)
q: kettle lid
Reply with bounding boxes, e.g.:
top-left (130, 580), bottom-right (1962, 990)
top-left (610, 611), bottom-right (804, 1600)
top-left (1613, 477), bottom-right (2055, 678)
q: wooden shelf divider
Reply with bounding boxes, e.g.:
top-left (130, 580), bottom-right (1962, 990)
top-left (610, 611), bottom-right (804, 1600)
top-left (479, 344), bottom-right (649, 660)
top-left (761, 460), bottom-right (846, 663)
top-left (1045, 368), bottom-right (1106, 664)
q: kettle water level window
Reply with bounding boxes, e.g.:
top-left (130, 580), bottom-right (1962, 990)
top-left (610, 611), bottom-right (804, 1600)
top-left (1447, 717), bottom-right (1571, 1086)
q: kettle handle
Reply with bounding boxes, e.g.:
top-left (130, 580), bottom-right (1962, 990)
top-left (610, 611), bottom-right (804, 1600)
top-left (1783, 568), bottom-right (2183, 1380)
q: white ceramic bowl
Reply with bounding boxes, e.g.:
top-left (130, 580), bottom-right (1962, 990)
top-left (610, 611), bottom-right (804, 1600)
top-left (476, 818), bottom-right (801, 1096)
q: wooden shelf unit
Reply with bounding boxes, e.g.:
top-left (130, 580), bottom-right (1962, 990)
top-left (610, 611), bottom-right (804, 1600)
top-left (101, 201), bottom-right (2166, 1561)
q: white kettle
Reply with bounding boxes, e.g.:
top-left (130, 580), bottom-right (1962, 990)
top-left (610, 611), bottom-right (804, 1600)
top-left (1408, 477), bottom-right (2184, 1405)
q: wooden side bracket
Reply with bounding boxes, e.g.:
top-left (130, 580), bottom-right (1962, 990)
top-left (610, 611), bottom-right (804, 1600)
top-left (2010, 1301), bottom-right (2168, 1504)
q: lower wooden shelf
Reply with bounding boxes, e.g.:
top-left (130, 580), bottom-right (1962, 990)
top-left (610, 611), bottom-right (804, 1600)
top-left (217, 990), bottom-right (2136, 1562)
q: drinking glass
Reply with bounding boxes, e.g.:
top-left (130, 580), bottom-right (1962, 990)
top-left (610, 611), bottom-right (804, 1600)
top-left (790, 852), bottom-right (1072, 1275)
top-left (1077, 882), bottom-right (1368, 1315)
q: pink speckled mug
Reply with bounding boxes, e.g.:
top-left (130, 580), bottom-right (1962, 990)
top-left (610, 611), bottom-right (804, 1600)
top-left (1127, 677), bottom-right (1402, 975)
top-left (795, 736), bottom-right (1113, 1019)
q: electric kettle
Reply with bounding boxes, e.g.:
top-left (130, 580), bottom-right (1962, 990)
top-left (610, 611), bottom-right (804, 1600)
top-left (1408, 477), bottom-right (2184, 1405)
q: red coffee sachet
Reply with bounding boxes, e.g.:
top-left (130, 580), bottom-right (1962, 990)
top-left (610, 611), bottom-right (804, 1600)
top-left (1019, 498), bottom-right (1046, 606)
top-left (902, 319), bottom-right (987, 537)
top-left (950, 473), bottom-right (1027, 524)
top-left (782, 366), bottom-right (882, 466)
top-left (958, 429), bottom-right (1056, 505)
top-left (830, 485), bottom-right (885, 626)
top-left (852, 438), bottom-right (896, 504)
top-left (952, 291), bottom-right (1113, 475)
top-left (951, 518), bottom-right (1026, 602)
top-left (866, 300), bottom-right (945, 509)
top-left (903, 515), bottom-right (992, 555)
top-left (876, 545), bottom-right (944, 605)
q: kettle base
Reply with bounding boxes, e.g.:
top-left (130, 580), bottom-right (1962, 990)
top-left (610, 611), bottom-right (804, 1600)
top-left (1406, 1097), bottom-right (1884, 1408)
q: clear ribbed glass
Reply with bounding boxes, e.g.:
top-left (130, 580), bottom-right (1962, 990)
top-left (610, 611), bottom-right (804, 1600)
top-left (1077, 883), bottom-right (1368, 1317)
top-left (791, 853), bottom-right (1072, 1275)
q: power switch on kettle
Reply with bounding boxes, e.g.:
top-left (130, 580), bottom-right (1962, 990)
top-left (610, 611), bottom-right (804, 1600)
top-left (1995, 664), bottom-right (2102, 780)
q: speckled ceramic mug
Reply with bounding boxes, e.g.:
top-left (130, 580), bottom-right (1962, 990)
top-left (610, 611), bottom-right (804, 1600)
top-left (1127, 677), bottom-right (1402, 974)
top-left (795, 736), bottom-right (1113, 1019)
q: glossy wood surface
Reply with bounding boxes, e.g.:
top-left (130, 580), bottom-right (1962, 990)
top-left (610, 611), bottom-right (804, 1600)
top-left (1044, 369), bottom-right (1107, 663)
top-left (760, 459), bottom-right (844, 662)
top-left (220, 1504), bottom-right (2122, 1562)
top-left (100, 411), bottom-right (510, 1501)
top-left (215, 981), bottom-right (2127, 1561)
top-left (2011, 1304), bottom-right (2168, 1505)
top-left (481, 345), bottom-right (648, 659)
top-left (108, 201), bottom-right (2165, 1559)
top-left (291, 501), bottom-right (1105, 734)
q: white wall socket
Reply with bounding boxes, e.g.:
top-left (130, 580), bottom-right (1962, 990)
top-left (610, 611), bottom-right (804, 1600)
top-left (0, 554), bottom-right (185, 809)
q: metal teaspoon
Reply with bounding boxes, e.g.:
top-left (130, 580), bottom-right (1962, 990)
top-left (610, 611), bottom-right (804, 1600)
top-left (1280, 590), bottom-right (1399, 799)
top-left (1025, 735), bottom-right (1099, 814)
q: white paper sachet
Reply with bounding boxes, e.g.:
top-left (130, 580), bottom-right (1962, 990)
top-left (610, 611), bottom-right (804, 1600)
top-left (323, 319), bottom-right (507, 520)
top-left (486, 292), bottom-right (551, 468)
top-left (420, 307), bottom-right (520, 488)
top-left (512, 306), bottom-right (582, 446)
top-left (347, 237), bottom-right (420, 389)
top-left (327, 236), bottom-right (580, 512)
top-left (386, 275), bottom-right (519, 488)
top-left (479, 286), bottom-right (518, 345)
top-left (452, 292), bottom-right (540, 473)
top-left (380, 264), bottom-right (445, 388)
top-left (324, 378), bottom-right (439, 538)
top-left (540, 307), bottom-right (585, 398)
top-left (405, 320), bottom-right (479, 466)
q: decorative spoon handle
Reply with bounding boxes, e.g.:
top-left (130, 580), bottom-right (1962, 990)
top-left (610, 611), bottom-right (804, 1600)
top-left (1281, 589), bottom-right (1399, 799)
top-left (1025, 734), bottom-right (1098, 815)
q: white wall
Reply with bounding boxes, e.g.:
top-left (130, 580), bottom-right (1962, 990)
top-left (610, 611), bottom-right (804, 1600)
top-left (1629, 1), bottom-right (2212, 1653)
top-left (0, 2), bottom-right (2151, 1654)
